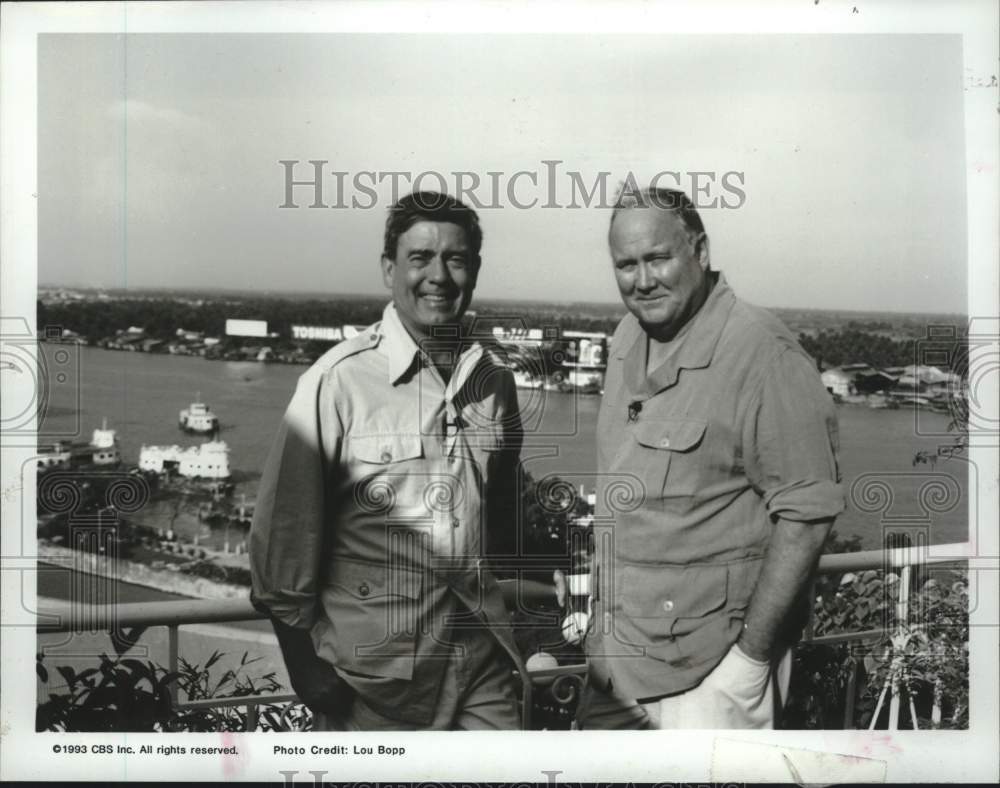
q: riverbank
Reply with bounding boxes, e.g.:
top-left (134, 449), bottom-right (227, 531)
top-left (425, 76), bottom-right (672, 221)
top-left (38, 541), bottom-right (249, 601)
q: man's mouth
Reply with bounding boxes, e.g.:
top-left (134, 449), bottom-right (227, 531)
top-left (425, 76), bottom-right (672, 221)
top-left (420, 293), bottom-right (456, 305)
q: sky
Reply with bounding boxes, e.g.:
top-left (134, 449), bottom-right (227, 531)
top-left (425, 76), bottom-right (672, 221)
top-left (38, 33), bottom-right (968, 313)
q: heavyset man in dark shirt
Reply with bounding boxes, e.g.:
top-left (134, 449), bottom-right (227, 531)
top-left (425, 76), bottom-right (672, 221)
top-left (578, 186), bottom-right (844, 729)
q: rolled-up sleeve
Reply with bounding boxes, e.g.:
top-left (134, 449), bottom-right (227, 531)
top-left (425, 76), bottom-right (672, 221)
top-left (249, 366), bottom-right (340, 629)
top-left (744, 347), bottom-right (845, 523)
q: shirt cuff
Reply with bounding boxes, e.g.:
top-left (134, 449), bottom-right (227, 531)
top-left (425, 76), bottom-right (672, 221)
top-left (763, 479), bottom-right (845, 522)
top-left (249, 589), bottom-right (317, 629)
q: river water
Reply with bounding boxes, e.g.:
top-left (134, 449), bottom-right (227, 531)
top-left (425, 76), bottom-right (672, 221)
top-left (38, 346), bottom-right (970, 551)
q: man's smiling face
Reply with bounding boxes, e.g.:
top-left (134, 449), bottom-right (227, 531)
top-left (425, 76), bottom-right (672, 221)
top-left (381, 220), bottom-right (480, 341)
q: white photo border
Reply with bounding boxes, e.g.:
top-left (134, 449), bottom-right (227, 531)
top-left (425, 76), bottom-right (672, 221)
top-left (2, 0), bottom-right (997, 782)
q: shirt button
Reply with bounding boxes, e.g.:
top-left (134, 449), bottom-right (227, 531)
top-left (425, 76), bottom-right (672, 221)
top-left (659, 438), bottom-right (671, 448)
top-left (358, 582), bottom-right (371, 597)
top-left (451, 517), bottom-right (460, 529)
top-left (369, 333), bottom-right (378, 341)
top-left (380, 449), bottom-right (393, 462)
top-left (662, 599), bottom-right (675, 612)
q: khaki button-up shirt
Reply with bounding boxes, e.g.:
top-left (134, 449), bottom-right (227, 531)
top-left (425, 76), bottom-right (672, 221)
top-left (587, 273), bottom-right (845, 701)
top-left (250, 302), bottom-right (523, 723)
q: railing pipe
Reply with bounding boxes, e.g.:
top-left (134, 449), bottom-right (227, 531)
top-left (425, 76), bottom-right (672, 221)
top-left (36, 544), bottom-right (970, 635)
top-left (167, 624), bottom-right (179, 706)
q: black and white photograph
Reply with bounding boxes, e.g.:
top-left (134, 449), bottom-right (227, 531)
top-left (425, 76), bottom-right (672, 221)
top-left (1, 0), bottom-right (997, 783)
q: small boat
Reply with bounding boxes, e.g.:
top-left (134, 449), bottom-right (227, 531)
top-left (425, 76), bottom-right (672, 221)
top-left (179, 393), bottom-right (220, 434)
top-left (40, 419), bottom-right (122, 469)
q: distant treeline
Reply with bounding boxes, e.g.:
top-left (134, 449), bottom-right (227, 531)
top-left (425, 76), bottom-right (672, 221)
top-left (37, 296), bottom-right (625, 341)
top-left (798, 328), bottom-right (968, 372)
top-left (38, 297), bottom-right (968, 372)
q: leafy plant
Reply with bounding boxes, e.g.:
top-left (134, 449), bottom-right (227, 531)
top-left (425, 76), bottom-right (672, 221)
top-left (784, 569), bottom-right (969, 729)
top-left (36, 648), bottom-right (310, 732)
top-left (36, 654), bottom-right (177, 732)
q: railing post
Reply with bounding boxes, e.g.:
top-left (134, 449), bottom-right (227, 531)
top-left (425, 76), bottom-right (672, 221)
top-left (897, 565), bottom-right (912, 627)
top-left (521, 671), bottom-right (532, 730)
top-left (842, 656), bottom-right (858, 729)
top-left (888, 672), bottom-right (901, 730)
top-left (803, 578), bottom-right (817, 641)
top-left (246, 703), bottom-right (259, 732)
top-left (887, 564), bottom-right (912, 731)
top-left (167, 624), bottom-right (179, 707)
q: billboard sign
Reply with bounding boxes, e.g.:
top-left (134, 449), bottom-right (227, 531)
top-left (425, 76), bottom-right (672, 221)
top-left (225, 319), bottom-right (268, 338)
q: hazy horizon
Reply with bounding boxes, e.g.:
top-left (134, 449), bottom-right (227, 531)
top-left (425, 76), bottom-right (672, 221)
top-left (37, 281), bottom-right (969, 319)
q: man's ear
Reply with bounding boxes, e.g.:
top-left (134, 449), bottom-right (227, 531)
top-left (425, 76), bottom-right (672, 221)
top-left (380, 255), bottom-right (395, 289)
top-left (695, 234), bottom-right (711, 271)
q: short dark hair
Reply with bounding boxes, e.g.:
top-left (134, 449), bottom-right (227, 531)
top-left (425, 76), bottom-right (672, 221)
top-left (382, 191), bottom-right (483, 261)
top-left (609, 186), bottom-right (706, 240)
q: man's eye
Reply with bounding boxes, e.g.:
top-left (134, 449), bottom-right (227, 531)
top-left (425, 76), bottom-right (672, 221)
top-left (617, 261), bottom-right (637, 271)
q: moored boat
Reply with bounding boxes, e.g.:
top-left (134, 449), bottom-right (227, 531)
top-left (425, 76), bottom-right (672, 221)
top-left (179, 394), bottom-right (220, 434)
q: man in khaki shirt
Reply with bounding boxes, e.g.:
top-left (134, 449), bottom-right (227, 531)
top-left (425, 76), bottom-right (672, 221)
top-left (250, 192), bottom-right (524, 729)
top-left (577, 186), bottom-right (844, 729)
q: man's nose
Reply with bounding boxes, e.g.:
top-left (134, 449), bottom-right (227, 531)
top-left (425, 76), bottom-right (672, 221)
top-left (635, 261), bottom-right (656, 291)
top-left (426, 256), bottom-right (451, 283)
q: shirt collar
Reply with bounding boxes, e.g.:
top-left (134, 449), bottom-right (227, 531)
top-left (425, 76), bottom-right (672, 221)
top-left (619, 271), bottom-right (736, 398)
top-left (379, 302), bottom-right (423, 384)
top-left (379, 302), bottom-right (485, 389)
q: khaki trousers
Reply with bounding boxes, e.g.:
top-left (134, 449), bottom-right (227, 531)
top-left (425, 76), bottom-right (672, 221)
top-left (579, 643), bottom-right (793, 730)
top-left (313, 623), bottom-right (520, 731)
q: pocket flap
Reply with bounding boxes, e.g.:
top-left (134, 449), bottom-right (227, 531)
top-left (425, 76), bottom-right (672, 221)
top-left (633, 418), bottom-right (707, 452)
top-left (350, 433), bottom-right (423, 464)
top-left (620, 562), bottom-right (728, 623)
top-left (327, 556), bottom-right (422, 600)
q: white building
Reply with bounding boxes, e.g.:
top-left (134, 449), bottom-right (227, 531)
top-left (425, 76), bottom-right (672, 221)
top-left (566, 366), bottom-right (604, 391)
top-left (139, 441), bottom-right (231, 479)
top-left (897, 364), bottom-right (961, 391)
top-left (821, 368), bottom-right (854, 397)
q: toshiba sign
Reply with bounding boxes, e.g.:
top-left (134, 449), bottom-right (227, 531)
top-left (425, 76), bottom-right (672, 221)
top-left (291, 325), bottom-right (343, 341)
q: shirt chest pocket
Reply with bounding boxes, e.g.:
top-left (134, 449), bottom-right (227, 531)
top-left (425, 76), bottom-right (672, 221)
top-left (346, 434), bottom-right (425, 513)
top-left (350, 433), bottom-right (424, 465)
top-left (630, 418), bottom-right (707, 503)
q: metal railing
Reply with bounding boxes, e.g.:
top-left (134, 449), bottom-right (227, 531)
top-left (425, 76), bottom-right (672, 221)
top-left (37, 542), bottom-right (972, 730)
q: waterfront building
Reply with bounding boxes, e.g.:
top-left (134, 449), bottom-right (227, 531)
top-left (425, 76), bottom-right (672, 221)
top-left (138, 441), bottom-right (231, 479)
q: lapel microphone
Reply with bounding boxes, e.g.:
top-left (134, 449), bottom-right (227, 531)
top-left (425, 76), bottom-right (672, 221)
top-left (627, 400), bottom-right (643, 423)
